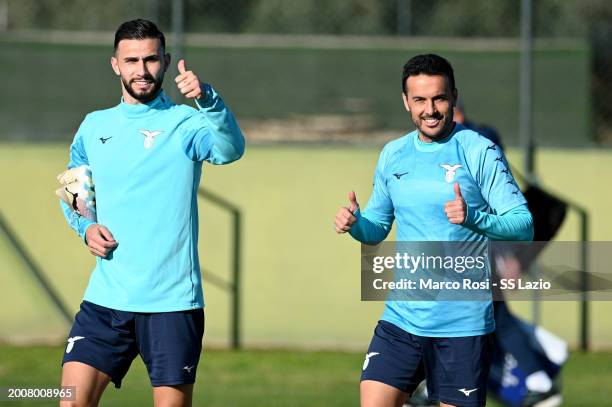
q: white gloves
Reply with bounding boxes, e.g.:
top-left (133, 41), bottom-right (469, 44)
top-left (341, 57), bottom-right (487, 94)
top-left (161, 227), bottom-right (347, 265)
top-left (56, 165), bottom-right (97, 221)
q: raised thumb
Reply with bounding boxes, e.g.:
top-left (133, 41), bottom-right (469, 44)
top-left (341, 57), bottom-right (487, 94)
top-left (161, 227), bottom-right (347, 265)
top-left (348, 191), bottom-right (359, 213)
top-left (178, 59), bottom-right (186, 74)
top-left (454, 182), bottom-right (463, 200)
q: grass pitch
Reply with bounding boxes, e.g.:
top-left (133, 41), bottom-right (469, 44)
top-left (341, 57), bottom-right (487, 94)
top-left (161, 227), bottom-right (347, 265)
top-left (0, 345), bottom-right (610, 406)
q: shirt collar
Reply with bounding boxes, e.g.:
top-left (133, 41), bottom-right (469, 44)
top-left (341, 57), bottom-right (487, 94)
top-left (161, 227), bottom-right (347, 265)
top-left (413, 122), bottom-right (460, 152)
top-left (119, 90), bottom-right (173, 118)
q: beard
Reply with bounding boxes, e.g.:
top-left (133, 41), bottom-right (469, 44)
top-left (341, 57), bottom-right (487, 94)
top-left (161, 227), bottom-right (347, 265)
top-left (413, 111), bottom-right (455, 140)
top-left (121, 72), bottom-right (164, 103)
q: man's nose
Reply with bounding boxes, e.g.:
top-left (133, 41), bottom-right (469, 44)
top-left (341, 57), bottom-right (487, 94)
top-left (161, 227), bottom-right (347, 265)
top-left (424, 100), bottom-right (436, 115)
top-left (136, 60), bottom-right (147, 76)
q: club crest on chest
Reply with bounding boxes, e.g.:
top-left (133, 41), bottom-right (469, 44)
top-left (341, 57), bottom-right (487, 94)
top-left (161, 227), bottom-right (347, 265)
top-left (440, 164), bottom-right (462, 183)
top-left (139, 129), bottom-right (163, 149)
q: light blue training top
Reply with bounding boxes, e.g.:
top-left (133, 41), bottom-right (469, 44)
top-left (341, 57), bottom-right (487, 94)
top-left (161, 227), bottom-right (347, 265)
top-left (350, 123), bottom-right (533, 337)
top-left (61, 85), bottom-right (245, 312)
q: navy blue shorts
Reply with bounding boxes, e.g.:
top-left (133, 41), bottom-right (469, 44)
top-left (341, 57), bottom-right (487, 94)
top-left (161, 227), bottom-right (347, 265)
top-left (361, 320), bottom-right (492, 407)
top-left (62, 301), bottom-right (204, 388)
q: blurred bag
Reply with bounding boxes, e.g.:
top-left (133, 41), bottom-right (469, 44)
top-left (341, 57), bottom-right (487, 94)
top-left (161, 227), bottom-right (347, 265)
top-left (523, 185), bottom-right (567, 242)
top-left (489, 319), bottom-right (567, 407)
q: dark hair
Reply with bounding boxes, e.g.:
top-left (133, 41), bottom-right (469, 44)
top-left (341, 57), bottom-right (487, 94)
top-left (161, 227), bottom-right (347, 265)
top-left (114, 19), bottom-right (165, 51)
top-left (401, 54), bottom-right (455, 94)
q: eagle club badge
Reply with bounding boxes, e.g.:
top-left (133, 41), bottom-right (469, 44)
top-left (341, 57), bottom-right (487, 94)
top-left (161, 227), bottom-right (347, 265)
top-left (139, 129), bottom-right (163, 149)
top-left (440, 164), bottom-right (462, 183)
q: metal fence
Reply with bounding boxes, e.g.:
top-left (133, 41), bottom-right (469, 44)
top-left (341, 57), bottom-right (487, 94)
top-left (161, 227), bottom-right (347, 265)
top-left (0, 0), bottom-right (595, 37)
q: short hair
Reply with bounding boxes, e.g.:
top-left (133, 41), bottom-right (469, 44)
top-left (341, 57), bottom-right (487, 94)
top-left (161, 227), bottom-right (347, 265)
top-left (114, 19), bottom-right (165, 51)
top-left (402, 54), bottom-right (455, 94)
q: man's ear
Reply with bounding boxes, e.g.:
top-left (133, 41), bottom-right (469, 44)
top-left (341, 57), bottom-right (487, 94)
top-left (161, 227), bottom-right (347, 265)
top-left (110, 56), bottom-right (120, 76)
top-left (452, 88), bottom-right (458, 107)
top-left (401, 92), bottom-right (410, 113)
top-left (164, 53), bottom-right (171, 72)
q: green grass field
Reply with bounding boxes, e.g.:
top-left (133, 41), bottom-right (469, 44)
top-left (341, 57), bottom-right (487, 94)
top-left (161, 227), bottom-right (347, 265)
top-left (0, 345), bottom-right (610, 406)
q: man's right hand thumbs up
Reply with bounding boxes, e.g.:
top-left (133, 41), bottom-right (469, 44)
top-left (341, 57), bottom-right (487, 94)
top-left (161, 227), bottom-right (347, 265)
top-left (335, 191), bottom-right (360, 234)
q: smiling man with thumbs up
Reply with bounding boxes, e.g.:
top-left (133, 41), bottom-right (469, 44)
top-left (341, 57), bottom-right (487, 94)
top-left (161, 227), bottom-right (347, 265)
top-left (335, 54), bottom-right (533, 407)
top-left (58, 19), bottom-right (245, 407)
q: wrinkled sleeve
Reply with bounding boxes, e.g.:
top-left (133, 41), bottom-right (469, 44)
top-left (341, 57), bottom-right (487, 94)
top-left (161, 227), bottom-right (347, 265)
top-left (464, 142), bottom-right (533, 241)
top-left (60, 121), bottom-right (96, 242)
top-left (464, 204), bottom-right (533, 241)
top-left (181, 84), bottom-right (245, 164)
top-left (349, 151), bottom-right (395, 245)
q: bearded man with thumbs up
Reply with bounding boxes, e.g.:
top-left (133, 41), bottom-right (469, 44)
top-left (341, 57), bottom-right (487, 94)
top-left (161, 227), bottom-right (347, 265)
top-left (335, 54), bottom-right (533, 407)
top-left (58, 19), bottom-right (244, 407)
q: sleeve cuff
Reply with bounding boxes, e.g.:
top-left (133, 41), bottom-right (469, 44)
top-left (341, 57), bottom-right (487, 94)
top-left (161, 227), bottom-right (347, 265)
top-left (348, 207), bottom-right (362, 239)
top-left (194, 83), bottom-right (214, 109)
top-left (462, 205), bottom-right (477, 227)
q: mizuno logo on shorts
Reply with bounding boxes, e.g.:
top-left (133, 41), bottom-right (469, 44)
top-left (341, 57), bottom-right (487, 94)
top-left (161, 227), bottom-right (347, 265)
top-left (458, 388), bottom-right (478, 396)
top-left (362, 352), bottom-right (379, 371)
top-left (66, 336), bottom-right (85, 353)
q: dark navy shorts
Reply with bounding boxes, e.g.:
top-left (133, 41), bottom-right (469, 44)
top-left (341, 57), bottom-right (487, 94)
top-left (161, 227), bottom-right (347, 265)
top-left (361, 320), bottom-right (492, 407)
top-left (62, 301), bottom-right (204, 388)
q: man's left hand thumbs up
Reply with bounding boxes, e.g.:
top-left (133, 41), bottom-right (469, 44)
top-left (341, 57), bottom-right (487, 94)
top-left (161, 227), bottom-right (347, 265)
top-left (445, 182), bottom-right (467, 224)
top-left (175, 59), bottom-right (204, 99)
